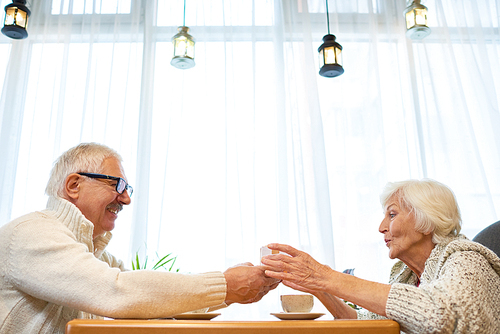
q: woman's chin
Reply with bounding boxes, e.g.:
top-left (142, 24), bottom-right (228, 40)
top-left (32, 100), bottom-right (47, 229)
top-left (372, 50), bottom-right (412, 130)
top-left (388, 249), bottom-right (398, 260)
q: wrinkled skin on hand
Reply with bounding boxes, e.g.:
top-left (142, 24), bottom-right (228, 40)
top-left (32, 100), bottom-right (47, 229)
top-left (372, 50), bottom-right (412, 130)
top-left (223, 262), bottom-right (281, 305)
top-left (262, 243), bottom-right (392, 319)
top-left (261, 244), bottom-right (334, 294)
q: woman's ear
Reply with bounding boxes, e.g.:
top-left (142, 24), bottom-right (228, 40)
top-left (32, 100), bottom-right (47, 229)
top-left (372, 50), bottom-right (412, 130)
top-left (64, 174), bottom-right (82, 200)
top-left (422, 226), bottom-right (435, 236)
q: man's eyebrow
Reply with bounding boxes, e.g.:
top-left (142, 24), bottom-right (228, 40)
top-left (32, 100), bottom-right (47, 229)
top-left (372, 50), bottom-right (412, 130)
top-left (99, 178), bottom-right (117, 184)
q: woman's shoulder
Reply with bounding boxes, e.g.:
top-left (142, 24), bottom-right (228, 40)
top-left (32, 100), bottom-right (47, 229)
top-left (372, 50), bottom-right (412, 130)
top-left (437, 238), bottom-right (500, 277)
top-left (443, 237), bottom-right (499, 260)
top-left (435, 249), bottom-right (500, 301)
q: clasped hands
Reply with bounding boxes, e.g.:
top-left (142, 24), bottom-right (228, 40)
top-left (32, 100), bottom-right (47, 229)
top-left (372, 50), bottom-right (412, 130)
top-left (260, 243), bottom-right (334, 295)
top-left (222, 243), bottom-right (332, 306)
top-left (223, 262), bottom-right (280, 305)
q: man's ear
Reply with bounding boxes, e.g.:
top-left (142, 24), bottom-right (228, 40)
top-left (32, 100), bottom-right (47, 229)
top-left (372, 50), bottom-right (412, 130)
top-left (65, 174), bottom-right (82, 200)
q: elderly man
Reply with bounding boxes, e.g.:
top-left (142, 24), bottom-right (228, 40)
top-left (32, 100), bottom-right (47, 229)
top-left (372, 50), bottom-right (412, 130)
top-left (0, 143), bottom-right (280, 333)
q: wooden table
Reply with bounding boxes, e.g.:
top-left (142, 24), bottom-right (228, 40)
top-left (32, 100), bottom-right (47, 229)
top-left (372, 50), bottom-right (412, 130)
top-left (66, 319), bottom-right (400, 334)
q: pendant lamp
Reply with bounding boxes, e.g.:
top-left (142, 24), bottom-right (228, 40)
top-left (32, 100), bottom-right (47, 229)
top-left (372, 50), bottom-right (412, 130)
top-left (318, 0), bottom-right (343, 77)
top-left (2, 0), bottom-right (30, 40)
top-left (404, 0), bottom-right (431, 40)
top-left (171, 0), bottom-right (195, 69)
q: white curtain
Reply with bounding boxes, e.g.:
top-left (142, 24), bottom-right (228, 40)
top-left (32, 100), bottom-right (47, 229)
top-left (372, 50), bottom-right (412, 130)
top-left (0, 0), bottom-right (499, 320)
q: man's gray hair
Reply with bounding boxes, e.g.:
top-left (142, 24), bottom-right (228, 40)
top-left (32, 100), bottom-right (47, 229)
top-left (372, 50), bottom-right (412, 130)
top-left (45, 143), bottom-right (122, 198)
top-left (380, 179), bottom-right (462, 244)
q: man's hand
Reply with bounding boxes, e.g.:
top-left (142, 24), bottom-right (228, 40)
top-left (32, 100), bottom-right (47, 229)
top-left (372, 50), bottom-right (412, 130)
top-left (223, 262), bottom-right (280, 305)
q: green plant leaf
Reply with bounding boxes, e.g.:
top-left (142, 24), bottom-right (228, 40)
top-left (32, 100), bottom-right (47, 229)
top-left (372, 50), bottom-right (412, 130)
top-left (344, 300), bottom-right (361, 310)
top-left (134, 252), bottom-right (140, 270)
top-left (152, 253), bottom-right (174, 270)
top-left (168, 256), bottom-right (177, 271)
top-left (131, 250), bottom-right (179, 272)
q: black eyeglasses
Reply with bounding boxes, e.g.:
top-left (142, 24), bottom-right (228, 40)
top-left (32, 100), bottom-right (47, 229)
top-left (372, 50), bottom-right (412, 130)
top-left (78, 173), bottom-right (133, 197)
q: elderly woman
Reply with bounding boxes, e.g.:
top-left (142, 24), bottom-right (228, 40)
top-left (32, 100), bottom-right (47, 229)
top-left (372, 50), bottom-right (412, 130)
top-left (262, 179), bottom-right (500, 333)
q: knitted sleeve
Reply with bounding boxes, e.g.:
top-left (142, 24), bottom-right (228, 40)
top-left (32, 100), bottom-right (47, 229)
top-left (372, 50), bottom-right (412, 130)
top-left (385, 251), bottom-right (500, 334)
top-left (100, 250), bottom-right (126, 271)
top-left (6, 218), bottom-right (227, 319)
top-left (356, 309), bottom-right (387, 320)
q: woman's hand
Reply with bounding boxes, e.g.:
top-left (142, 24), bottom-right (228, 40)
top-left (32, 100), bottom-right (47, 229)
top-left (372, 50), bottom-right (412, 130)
top-left (261, 243), bottom-right (357, 319)
top-left (260, 243), bottom-right (334, 294)
top-left (261, 243), bottom-right (391, 318)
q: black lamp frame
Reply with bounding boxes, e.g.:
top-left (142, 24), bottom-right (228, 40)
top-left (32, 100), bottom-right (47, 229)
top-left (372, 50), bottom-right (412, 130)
top-left (318, 0), bottom-right (344, 78)
top-left (2, 0), bottom-right (30, 40)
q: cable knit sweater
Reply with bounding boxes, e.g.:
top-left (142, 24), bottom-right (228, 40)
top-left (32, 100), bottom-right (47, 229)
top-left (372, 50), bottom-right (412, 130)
top-left (358, 235), bottom-right (500, 333)
top-left (0, 197), bottom-right (227, 334)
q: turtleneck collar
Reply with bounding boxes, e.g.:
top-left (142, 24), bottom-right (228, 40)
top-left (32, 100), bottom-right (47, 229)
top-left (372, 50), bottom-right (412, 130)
top-left (46, 196), bottom-right (113, 258)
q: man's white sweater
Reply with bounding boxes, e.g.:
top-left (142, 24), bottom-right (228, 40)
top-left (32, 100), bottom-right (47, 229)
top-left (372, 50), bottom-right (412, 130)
top-left (0, 196), bottom-right (227, 333)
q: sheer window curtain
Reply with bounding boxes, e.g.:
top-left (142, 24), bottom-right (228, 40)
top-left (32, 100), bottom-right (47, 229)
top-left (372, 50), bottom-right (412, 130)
top-left (0, 0), bottom-right (499, 320)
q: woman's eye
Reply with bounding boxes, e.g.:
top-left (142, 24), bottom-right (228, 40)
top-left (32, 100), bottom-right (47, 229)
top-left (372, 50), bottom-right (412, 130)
top-left (389, 213), bottom-right (396, 219)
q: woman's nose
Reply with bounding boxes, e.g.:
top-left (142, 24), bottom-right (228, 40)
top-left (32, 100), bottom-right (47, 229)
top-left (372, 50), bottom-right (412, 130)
top-left (379, 218), bottom-right (387, 234)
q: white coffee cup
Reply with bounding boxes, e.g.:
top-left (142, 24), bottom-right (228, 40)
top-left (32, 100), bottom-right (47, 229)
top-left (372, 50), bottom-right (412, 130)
top-left (280, 294), bottom-right (314, 313)
top-left (260, 246), bottom-right (279, 264)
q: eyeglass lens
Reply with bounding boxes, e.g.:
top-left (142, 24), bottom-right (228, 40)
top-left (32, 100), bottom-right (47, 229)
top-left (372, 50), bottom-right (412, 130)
top-left (117, 179), bottom-right (133, 196)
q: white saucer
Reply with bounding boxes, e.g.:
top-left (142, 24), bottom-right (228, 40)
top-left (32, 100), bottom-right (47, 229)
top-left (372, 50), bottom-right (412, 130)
top-left (173, 313), bottom-right (221, 320)
top-left (270, 312), bottom-right (324, 320)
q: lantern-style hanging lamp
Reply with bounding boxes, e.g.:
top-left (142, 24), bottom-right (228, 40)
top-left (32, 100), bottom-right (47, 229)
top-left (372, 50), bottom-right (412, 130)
top-left (318, 0), bottom-right (343, 77)
top-left (171, 0), bottom-right (195, 69)
top-left (404, 0), bottom-right (431, 40)
top-left (2, 0), bottom-right (30, 40)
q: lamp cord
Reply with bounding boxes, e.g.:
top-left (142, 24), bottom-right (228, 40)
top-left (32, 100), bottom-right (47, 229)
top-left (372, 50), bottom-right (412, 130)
top-left (183, 0), bottom-right (186, 26)
top-left (326, 0), bottom-right (330, 35)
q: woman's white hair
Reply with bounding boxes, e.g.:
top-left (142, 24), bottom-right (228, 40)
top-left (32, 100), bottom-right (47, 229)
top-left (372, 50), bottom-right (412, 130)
top-left (380, 179), bottom-right (462, 244)
top-left (45, 142), bottom-right (122, 198)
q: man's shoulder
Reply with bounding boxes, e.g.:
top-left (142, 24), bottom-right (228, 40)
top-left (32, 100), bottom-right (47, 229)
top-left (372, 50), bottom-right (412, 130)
top-left (2, 209), bottom-right (56, 229)
top-left (0, 210), bottom-right (62, 269)
top-left (0, 209), bottom-right (68, 244)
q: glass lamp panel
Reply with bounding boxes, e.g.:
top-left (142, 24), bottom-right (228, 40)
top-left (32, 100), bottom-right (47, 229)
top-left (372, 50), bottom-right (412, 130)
top-left (415, 8), bottom-right (427, 25)
top-left (406, 10), bottom-right (416, 29)
top-left (4, 7), bottom-right (16, 25)
top-left (173, 36), bottom-right (195, 58)
top-left (336, 48), bottom-right (343, 66)
top-left (173, 37), bottom-right (187, 57)
top-left (185, 39), bottom-right (195, 58)
top-left (324, 46), bottom-right (342, 66)
top-left (16, 10), bottom-right (28, 28)
top-left (318, 49), bottom-right (325, 67)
